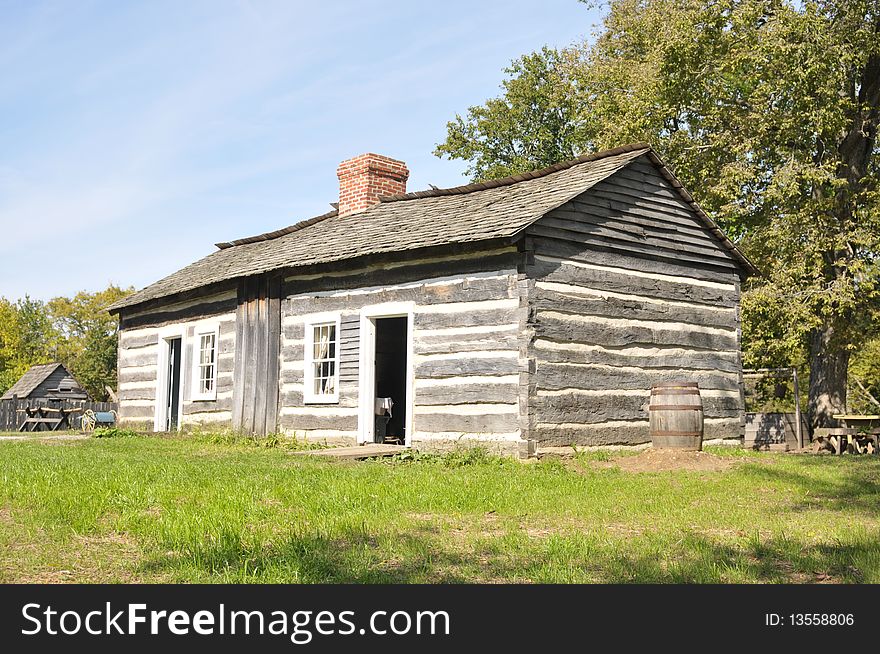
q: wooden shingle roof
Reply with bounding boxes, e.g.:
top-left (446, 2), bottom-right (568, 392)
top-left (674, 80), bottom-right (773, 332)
top-left (110, 143), bottom-right (755, 312)
top-left (0, 363), bottom-right (82, 400)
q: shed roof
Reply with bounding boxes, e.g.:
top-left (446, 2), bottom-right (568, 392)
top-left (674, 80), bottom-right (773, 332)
top-left (1, 363), bottom-right (70, 400)
top-left (110, 143), bottom-right (756, 312)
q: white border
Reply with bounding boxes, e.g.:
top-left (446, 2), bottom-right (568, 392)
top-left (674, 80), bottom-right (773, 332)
top-left (190, 324), bottom-right (220, 402)
top-left (357, 302), bottom-right (415, 446)
top-left (303, 312), bottom-right (342, 404)
top-left (154, 325), bottom-right (185, 432)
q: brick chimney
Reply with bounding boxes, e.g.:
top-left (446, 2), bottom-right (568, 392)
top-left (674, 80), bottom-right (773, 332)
top-left (336, 153), bottom-right (409, 216)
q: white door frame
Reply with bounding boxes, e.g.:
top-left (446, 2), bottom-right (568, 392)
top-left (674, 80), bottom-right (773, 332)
top-left (357, 302), bottom-right (415, 446)
top-left (155, 327), bottom-right (186, 432)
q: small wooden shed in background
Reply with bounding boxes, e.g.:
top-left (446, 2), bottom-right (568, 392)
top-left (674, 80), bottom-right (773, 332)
top-left (1, 362), bottom-right (91, 402)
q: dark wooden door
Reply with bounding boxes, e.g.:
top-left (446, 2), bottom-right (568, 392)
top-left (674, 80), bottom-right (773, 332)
top-left (231, 275), bottom-right (282, 435)
top-left (166, 337), bottom-right (182, 431)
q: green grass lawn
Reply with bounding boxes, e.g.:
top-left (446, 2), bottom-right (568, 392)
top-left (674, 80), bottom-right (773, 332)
top-left (0, 434), bottom-right (878, 583)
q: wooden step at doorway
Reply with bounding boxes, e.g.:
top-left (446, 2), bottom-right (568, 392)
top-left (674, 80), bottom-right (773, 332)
top-left (291, 444), bottom-right (407, 461)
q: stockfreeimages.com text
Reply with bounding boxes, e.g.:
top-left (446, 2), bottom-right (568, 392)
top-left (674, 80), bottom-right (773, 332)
top-left (21, 602), bottom-right (450, 644)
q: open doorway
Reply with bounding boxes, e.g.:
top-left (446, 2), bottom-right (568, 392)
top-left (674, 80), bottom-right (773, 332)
top-left (374, 317), bottom-right (408, 443)
top-left (162, 336), bottom-right (182, 431)
top-left (359, 304), bottom-right (414, 446)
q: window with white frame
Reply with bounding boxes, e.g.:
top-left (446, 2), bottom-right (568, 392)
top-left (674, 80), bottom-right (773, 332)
top-left (192, 328), bottom-right (218, 401)
top-left (304, 317), bottom-right (340, 403)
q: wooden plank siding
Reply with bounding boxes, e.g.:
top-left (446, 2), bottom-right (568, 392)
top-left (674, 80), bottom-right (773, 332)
top-left (230, 275), bottom-right (282, 435)
top-left (277, 248), bottom-right (527, 444)
top-left (338, 314), bottom-right (360, 384)
top-left (28, 366), bottom-right (88, 400)
top-left (523, 158), bottom-right (745, 446)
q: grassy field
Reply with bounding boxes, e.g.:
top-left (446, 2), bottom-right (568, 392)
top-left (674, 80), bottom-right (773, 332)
top-left (0, 433), bottom-right (878, 583)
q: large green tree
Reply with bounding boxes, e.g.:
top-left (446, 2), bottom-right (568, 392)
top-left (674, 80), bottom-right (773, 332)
top-left (435, 47), bottom-right (584, 180)
top-left (0, 286), bottom-right (132, 400)
top-left (0, 296), bottom-right (56, 391)
top-left (436, 0), bottom-right (880, 430)
top-left (48, 285), bottom-right (132, 401)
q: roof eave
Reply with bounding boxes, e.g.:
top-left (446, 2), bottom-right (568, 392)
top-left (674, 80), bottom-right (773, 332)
top-left (111, 237), bottom-right (519, 319)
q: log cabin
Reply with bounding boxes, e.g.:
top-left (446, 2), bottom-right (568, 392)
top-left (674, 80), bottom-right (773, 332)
top-left (108, 143), bottom-right (756, 456)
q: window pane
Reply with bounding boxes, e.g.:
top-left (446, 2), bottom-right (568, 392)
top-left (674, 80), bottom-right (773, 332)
top-left (197, 332), bottom-right (217, 396)
top-left (308, 321), bottom-right (338, 397)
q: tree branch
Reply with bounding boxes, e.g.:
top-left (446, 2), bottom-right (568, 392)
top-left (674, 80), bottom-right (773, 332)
top-left (854, 379), bottom-right (880, 409)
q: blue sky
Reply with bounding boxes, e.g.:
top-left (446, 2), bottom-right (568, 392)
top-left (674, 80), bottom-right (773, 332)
top-left (0, 0), bottom-right (599, 301)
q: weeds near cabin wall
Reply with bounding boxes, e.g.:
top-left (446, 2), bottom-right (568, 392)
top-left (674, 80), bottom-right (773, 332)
top-left (92, 426), bottom-right (143, 439)
top-left (382, 445), bottom-right (508, 468)
top-left (187, 427), bottom-right (328, 451)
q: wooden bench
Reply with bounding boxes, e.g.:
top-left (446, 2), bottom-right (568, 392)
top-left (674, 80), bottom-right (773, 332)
top-left (20, 416), bottom-right (64, 431)
top-left (18, 406), bottom-right (81, 432)
top-left (815, 428), bottom-right (879, 455)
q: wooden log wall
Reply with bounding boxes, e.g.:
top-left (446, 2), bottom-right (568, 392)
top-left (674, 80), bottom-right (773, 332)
top-left (524, 156), bottom-right (745, 446)
top-left (114, 154), bottom-right (747, 447)
top-left (278, 247), bottom-right (527, 443)
top-left (116, 288), bottom-right (238, 430)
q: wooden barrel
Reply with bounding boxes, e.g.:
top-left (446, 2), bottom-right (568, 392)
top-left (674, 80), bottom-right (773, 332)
top-left (649, 382), bottom-right (704, 450)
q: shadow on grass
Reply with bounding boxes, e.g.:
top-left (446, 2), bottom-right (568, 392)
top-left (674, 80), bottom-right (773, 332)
top-left (737, 455), bottom-right (880, 517)
top-left (137, 523), bottom-right (880, 584)
top-left (139, 527), bottom-right (476, 583)
top-left (594, 533), bottom-right (879, 583)
top-left (134, 453), bottom-right (880, 583)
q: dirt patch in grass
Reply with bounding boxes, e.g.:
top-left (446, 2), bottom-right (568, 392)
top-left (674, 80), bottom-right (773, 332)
top-left (0, 506), bottom-right (151, 583)
top-left (4, 531), bottom-right (150, 584)
top-left (598, 448), bottom-right (737, 473)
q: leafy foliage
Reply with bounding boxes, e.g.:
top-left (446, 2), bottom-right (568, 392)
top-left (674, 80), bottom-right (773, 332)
top-left (48, 285), bottom-right (132, 400)
top-left (435, 48), bottom-right (584, 180)
top-left (849, 336), bottom-right (880, 413)
top-left (436, 0), bottom-right (880, 425)
top-left (0, 297), bottom-right (56, 391)
top-left (0, 285), bottom-right (133, 400)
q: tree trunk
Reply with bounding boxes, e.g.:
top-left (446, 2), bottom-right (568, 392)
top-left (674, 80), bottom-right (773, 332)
top-left (808, 319), bottom-right (850, 432)
top-left (808, 17), bottom-right (880, 434)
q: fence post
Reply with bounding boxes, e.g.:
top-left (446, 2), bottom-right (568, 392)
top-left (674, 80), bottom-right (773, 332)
top-left (792, 367), bottom-right (804, 449)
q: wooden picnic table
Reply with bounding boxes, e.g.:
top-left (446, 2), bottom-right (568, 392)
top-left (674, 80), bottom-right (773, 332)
top-left (18, 405), bottom-right (82, 432)
top-left (833, 414), bottom-right (880, 428)
top-left (821, 415), bottom-right (880, 455)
